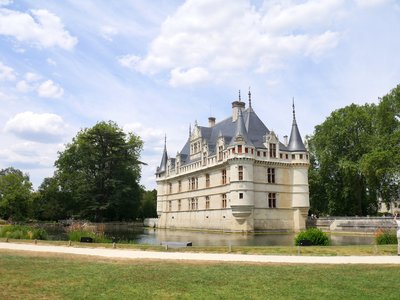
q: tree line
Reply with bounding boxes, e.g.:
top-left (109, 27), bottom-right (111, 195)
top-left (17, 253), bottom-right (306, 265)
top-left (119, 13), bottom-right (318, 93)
top-left (0, 121), bottom-right (157, 222)
top-left (308, 84), bottom-right (400, 216)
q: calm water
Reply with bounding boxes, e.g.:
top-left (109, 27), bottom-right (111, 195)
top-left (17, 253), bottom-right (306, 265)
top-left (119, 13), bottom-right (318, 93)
top-left (41, 224), bottom-right (375, 246)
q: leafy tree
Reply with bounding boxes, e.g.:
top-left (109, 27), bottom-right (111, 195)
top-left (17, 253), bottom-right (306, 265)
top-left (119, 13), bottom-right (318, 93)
top-left (308, 84), bottom-right (400, 216)
top-left (138, 188), bottom-right (157, 219)
top-left (54, 121), bottom-right (143, 221)
top-left (0, 167), bottom-right (33, 221)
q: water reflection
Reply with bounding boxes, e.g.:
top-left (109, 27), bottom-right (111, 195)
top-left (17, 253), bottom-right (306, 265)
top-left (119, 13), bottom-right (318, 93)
top-left (41, 223), bottom-right (375, 247)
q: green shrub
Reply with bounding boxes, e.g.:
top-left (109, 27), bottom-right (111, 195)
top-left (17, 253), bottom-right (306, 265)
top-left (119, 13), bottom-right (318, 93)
top-left (375, 230), bottom-right (397, 245)
top-left (0, 225), bottom-right (48, 240)
top-left (295, 228), bottom-right (330, 246)
top-left (67, 230), bottom-right (111, 243)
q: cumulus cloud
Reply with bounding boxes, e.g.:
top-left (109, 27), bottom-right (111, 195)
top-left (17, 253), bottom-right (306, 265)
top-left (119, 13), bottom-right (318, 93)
top-left (4, 111), bottom-right (68, 143)
top-left (37, 79), bottom-right (64, 98)
top-left (120, 0), bottom-right (343, 86)
top-left (0, 7), bottom-right (77, 50)
top-left (0, 61), bottom-right (16, 81)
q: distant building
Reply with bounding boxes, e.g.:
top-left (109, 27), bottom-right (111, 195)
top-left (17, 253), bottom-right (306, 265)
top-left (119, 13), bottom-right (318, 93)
top-left (156, 91), bottom-right (309, 232)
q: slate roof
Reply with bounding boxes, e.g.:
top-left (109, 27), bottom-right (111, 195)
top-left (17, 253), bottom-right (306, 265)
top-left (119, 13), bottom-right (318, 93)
top-left (158, 102), bottom-right (306, 170)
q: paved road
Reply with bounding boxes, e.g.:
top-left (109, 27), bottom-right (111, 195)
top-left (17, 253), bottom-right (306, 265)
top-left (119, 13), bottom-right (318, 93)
top-left (1, 242), bottom-right (400, 264)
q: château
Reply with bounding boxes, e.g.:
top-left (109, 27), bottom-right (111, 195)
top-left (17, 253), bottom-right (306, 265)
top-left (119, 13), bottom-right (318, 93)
top-left (156, 91), bottom-right (309, 232)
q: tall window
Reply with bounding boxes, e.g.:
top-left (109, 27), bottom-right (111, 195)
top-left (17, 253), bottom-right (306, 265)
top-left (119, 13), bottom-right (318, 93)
top-left (191, 198), bottom-right (198, 210)
top-left (269, 143), bottom-right (276, 158)
top-left (205, 174), bottom-right (210, 188)
top-left (222, 194), bottom-right (227, 208)
top-left (238, 165), bottom-right (243, 180)
top-left (237, 145), bottom-right (242, 154)
top-left (222, 169), bottom-right (227, 184)
top-left (205, 196), bottom-right (210, 209)
top-left (169, 183), bottom-right (172, 194)
top-left (268, 193), bottom-right (276, 208)
top-left (178, 200), bottom-right (181, 211)
top-left (218, 146), bottom-right (223, 161)
top-left (168, 200), bottom-right (172, 211)
top-left (267, 168), bottom-right (275, 183)
top-left (178, 180), bottom-right (182, 192)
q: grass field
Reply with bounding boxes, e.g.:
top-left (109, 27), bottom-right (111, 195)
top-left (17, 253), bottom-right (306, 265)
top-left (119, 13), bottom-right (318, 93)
top-left (1, 251), bottom-right (400, 299)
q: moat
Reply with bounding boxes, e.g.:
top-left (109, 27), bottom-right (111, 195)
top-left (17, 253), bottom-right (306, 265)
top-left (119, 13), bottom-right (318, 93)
top-left (42, 223), bottom-right (374, 246)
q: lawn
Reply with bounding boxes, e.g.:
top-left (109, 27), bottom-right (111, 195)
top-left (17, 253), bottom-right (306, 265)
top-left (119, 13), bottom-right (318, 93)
top-left (1, 251), bottom-right (399, 299)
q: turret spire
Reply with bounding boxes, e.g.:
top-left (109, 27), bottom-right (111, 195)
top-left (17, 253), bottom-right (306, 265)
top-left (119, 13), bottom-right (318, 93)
top-left (287, 98), bottom-right (306, 152)
top-left (238, 90), bottom-right (241, 102)
top-left (157, 134), bottom-right (168, 173)
top-left (248, 87), bottom-right (252, 109)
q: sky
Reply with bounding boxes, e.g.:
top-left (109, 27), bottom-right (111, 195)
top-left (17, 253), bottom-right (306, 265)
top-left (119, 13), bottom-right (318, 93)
top-left (1, 0), bottom-right (400, 190)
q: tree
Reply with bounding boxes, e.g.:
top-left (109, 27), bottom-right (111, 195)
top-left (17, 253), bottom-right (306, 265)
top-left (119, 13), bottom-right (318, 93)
top-left (308, 104), bottom-right (377, 216)
top-left (0, 167), bottom-right (33, 221)
top-left (54, 121), bottom-right (143, 221)
top-left (138, 188), bottom-right (157, 219)
top-left (308, 84), bottom-right (400, 216)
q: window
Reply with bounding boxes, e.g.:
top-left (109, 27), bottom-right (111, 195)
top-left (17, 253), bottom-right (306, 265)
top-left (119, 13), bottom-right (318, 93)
top-left (267, 168), bottom-right (275, 183)
top-left (169, 183), bottom-right (172, 194)
top-left (218, 146), bottom-right (223, 161)
top-left (257, 151), bottom-right (260, 156)
top-left (178, 180), bottom-right (182, 192)
top-left (292, 154), bottom-right (296, 159)
top-left (300, 154), bottom-right (303, 159)
top-left (239, 193), bottom-right (243, 199)
top-left (205, 174), bottom-right (210, 188)
top-left (195, 177), bottom-right (198, 190)
top-left (245, 147), bottom-right (248, 153)
top-left (286, 154), bottom-right (289, 159)
top-left (178, 200), bottom-right (181, 211)
top-left (168, 200), bottom-right (172, 211)
top-left (263, 151), bottom-right (267, 157)
top-left (205, 196), bottom-right (210, 209)
top-left (222, 169), bottom-right (227, 184)
top-left (191, 198), bottom-right (198, 210)
top-left (280, 153), bottom-right (283, 159)
top-left (238, 165), bottom-right (243, 181)
top-left (222, 194), bottom-right (227, 208)
top-left (238, 145), bottom-right (242, 154)
top-left (269, 143), bottom-right (276, 158)
top-left (268, 193), bottom-right (276, 208)
top-left (190, 177), bottom-right (198, 190)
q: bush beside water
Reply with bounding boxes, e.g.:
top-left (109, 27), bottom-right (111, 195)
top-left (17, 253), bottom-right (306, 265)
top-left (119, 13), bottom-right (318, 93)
top-left (66, 222), bottom-right (111, 243)
top-left (375, 230), bottom-right (397, 245)
top-left (295, 228), bottom-right (330, 246)
top-left (0, 225), bottom-right (48, 240)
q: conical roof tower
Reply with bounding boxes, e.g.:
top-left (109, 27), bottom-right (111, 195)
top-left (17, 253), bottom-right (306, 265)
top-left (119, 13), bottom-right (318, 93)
top-left (287, 99), bottom-right (306, 152)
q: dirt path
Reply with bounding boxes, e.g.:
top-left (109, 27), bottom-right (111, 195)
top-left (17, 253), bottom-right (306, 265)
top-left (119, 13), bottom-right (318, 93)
top-left (1, 242), bottom-right (400, 264)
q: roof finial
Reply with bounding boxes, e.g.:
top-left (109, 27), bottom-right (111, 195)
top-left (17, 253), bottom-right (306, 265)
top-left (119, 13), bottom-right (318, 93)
top-left (164, 133), bottom-right (167, 149)
top-left (238, 90), bottom-right (241, 102)
top-left (292, 97), bottom-right (296, 121)
top-left (248, 87), bottom-right (252, 108)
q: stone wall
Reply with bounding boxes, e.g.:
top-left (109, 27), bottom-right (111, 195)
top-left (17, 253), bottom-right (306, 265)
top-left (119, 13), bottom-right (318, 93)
top-left (308, 217), bottom-right (397, 233)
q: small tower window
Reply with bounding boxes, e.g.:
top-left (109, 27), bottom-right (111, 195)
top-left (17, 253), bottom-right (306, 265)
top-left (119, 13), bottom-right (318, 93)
top-left (238, 166), bottom-right (243, 181)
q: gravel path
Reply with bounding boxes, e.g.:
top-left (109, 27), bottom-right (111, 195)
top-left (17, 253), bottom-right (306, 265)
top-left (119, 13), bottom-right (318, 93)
top-left (1, 242), bottom-right (400, 264)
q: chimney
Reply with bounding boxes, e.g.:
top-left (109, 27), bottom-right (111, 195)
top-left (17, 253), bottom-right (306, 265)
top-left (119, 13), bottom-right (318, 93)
top-left (208, 117), bottom-right (216, 127)
top-left (284, 135), bottom-right (288, 146)
top-left (232, 101), bottom-right (245, 122)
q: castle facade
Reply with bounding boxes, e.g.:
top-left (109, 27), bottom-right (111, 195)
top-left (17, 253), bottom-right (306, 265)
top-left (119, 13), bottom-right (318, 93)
top-left (156, 92), bottom-right (309, 232)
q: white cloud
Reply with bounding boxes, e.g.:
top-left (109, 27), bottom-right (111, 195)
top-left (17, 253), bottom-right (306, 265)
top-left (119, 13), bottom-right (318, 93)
top-left (0, 61), bottom-right (16, 80)
top-left (118, 54), bottom-right (141, 69)
top-left (0, 0), bottom-right (12, 6)
top-left (16, 80), bottom-right (32, 93)
top-left (0, 8), bottom-right (78, 50)
top-left (100, 25), bottom-right (118, 41)
top-left (354, 0), bottom-right (390, 8)
top-left (25, 72), bottom-right (41, 82)
top-left (37, 79), bottom-right (64, 98)
top-left (170, 67), bottom-right (211, 86)
top-left (121, 0), bottom-right (342, 86)
top-left (47, 58), bottom-right (57, 66)
top-left (4, 111), bottom-right (68, 143)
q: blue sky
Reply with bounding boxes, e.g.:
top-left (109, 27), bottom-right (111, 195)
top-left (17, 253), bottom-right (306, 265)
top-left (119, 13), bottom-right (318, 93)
top-left (1, 0), bottom-right (399, 190)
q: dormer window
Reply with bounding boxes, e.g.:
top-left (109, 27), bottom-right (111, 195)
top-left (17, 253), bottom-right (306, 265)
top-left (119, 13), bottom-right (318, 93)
top-left (269, 143), bottom-right (276, 158)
